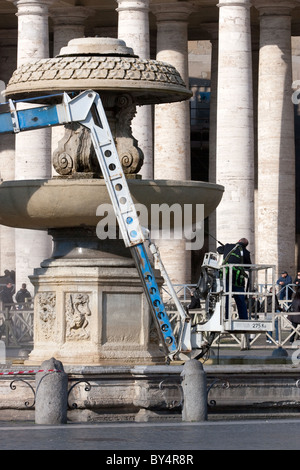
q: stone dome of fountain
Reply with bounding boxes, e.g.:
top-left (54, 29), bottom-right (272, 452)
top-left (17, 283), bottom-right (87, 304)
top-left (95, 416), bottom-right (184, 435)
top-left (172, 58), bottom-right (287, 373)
top-left (5, 37), bottom-right (192, 105)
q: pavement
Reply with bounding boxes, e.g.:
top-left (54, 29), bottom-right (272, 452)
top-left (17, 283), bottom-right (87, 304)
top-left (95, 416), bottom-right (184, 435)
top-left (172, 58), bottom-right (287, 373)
top-left (0, 418), bottom-right (299, 451)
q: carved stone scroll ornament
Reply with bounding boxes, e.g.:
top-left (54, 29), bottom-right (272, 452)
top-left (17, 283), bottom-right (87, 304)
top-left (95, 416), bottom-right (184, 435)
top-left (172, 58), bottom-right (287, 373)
top-left (65, 293), bottom-right (91, 340)
top-left (52, 94), bottom-right (144, 177)
top-left (52, 123), bottom-right (99, 177)
top-left (36, 292), bottom-right (56, 340)
top-left (115, 94), bottom-right (144, 174)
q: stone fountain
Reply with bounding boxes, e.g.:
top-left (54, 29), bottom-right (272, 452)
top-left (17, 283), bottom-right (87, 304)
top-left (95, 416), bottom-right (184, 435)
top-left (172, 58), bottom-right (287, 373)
top-left (0, 38), bottom-right (223, 420)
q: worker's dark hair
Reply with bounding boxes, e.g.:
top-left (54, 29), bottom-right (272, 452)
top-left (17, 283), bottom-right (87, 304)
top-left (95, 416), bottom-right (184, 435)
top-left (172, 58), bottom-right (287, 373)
top-left (238, 238), bottom-right (249, 247)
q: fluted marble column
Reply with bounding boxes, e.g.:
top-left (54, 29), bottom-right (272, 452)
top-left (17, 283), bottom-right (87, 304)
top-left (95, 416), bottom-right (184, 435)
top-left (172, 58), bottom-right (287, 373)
top-left (216, 0), bottom-right (255, 252)
top-left (116, 0), bottom-right (153, 179)
top-left (254, 0), bottom-right (296, 277)
top-left (7, 0), bottom-right (55, 288)
top-left (151, 3), bottom-right (193, 285)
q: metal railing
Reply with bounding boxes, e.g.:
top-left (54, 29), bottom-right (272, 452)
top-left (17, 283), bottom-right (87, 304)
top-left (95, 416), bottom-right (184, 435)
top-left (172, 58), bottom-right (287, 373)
top-left (0, 302), bottom-right (34, 347)
top-left (208, 312), bottom-right (300, 351)
top-left (162, 283), bottom-right (196, 302)
top-left (0, 283), bottom-right (298, 353)
top-left (163, 282), bottom-right (298, 307)
top-left (163, 281), bottom-right (300, 351)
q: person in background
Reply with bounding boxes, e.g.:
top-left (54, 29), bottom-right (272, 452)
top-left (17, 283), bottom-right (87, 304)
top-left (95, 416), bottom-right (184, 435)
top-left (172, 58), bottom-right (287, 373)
top-left (188, 288), bottom-right (200, 309)
top-left (287, 290), bottom-right (300, 345)
top-left (276, 271), bottom-right (293, 301)
top-left (293, 271), bottom-right (300, 288)
top-left (0, 282), bottom-right (14, 310)
top-left (15, 283), bottom-right (32, 307)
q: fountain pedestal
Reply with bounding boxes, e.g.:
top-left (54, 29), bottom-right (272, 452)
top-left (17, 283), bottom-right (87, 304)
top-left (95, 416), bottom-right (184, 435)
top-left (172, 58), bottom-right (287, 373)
top-left (26, 229), bottom-right (166, 366)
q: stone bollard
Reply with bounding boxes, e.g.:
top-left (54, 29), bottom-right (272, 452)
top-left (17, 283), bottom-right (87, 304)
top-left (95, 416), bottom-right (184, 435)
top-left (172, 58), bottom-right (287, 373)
top-left (181, 359), bottom-right (207, 422)
top-left (0, 340), bottom-right (6, 364)
top-left (35, 358), bottom-right (68, 425)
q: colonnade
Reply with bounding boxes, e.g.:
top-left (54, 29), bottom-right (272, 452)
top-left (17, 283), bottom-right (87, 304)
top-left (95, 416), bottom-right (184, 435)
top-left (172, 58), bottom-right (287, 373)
top-left (0, 0), bottom-right (297, 287)
top-left (215, 0), bottom-right (296, 279)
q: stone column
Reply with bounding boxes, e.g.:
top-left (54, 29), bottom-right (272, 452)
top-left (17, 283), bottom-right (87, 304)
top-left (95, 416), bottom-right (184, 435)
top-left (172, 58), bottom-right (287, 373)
top-left (254, 0), bottom-right (296, 277)
top-left (11, 0), bottom-right (53, 65)
top-left (251, 26), bottom-right (260, 261)
top-left (202, 23), bottom-right (219, 252)
top-left (50, 6), bottom-right (93, 176)
top-left (116, 0), bottom-right (153, 179)
top-left (216, 0), bottom-right (255, 253)
top-left (0, 30), bottom-right (17, 275)
top-left (50, 6), bottom-right (92, 56)
top-left (151, 2), bottom-right (193, 286)
top-left (292, 37), bottom-right (300, 269)
top-left (152, 2), bottom-right (192, 181)
top-left (7, 0), bottom-right (55, 288)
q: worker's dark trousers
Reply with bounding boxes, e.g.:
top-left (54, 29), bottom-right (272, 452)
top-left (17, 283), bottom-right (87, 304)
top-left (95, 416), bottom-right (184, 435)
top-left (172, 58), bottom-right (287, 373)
top-left (225, 282), bottom-right (248, 320)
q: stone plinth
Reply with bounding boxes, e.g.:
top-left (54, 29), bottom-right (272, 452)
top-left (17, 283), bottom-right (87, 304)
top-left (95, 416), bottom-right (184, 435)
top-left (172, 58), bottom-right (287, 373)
top-left (26, 231), bottom-right (166, 366)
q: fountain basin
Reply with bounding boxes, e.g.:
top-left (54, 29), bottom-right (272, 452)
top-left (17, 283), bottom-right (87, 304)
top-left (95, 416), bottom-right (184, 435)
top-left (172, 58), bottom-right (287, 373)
top-left (0, 178), bottom-right (223, 230)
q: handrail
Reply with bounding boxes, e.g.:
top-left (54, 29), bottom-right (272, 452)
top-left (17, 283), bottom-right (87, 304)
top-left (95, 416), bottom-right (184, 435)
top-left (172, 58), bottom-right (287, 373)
top-left (0, 304), bottom-right (33, 347)
top-left (163, 278), bottom-right (300, 352)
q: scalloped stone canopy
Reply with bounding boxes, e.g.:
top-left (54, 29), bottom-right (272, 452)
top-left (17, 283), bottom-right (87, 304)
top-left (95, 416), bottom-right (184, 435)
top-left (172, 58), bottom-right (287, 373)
top-left (5, 37), bottom-right (192, 105)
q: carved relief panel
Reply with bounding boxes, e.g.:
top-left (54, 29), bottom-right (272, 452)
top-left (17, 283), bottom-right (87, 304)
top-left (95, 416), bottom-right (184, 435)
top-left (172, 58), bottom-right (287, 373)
top-left (36, 292), bottom-right (56, 341)
top-left (65, 293), bottom-right (91, 340)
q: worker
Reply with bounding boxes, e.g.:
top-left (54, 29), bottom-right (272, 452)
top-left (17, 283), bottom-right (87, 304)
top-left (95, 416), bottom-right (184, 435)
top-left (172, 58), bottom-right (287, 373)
top-left (217, 238), bottom-right (251, 320)
top-left (188, 288), bottom-right (200, 309)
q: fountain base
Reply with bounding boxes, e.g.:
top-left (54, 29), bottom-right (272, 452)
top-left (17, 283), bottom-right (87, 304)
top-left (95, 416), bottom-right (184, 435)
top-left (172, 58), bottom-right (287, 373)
top-left (26, 229), bottom-right (166, 366)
